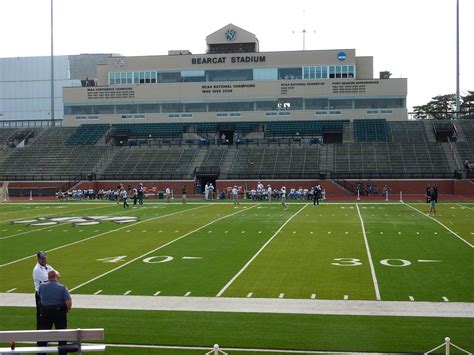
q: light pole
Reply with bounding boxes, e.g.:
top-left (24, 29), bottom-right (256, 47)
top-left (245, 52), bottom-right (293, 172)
top-left (455, 0), bottom-right (460, 119)
top-left (50, 0), bottom-right (55, 126)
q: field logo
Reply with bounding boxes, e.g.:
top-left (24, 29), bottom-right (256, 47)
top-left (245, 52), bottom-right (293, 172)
top-left (11, 216), bottom-right (138, 227)
top-left (337, 51), bottom-right (346, 61)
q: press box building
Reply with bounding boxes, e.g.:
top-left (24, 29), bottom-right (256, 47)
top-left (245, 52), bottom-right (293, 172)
top-left (62, 24), bottom-right (407, 127)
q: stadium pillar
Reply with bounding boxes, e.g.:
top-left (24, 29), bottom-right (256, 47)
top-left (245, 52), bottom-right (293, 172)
top-left (455, 0), bottom-right (460, 119)
top-left (356, 190), bottom-right (360, 201)
top-left (399, 191), bottom-right (403, 203)
top-left (50, 0), bottom-right (55, 127)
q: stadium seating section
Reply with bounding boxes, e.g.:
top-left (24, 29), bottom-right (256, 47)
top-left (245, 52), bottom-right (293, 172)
top-left (0, 119), bottom-right (472, 180)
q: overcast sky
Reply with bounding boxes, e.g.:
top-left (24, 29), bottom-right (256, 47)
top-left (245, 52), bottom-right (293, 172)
top-left (1, 0), bottom-right (473, 111)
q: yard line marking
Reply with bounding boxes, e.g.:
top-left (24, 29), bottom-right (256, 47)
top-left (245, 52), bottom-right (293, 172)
top-left (1, 205), bottom-right (209, 268)
top-left (153, 291), bottom-right (161, 296)
top-left (6, 288), bottom-right (16, 293)
top-left (310, 294), bottom-right (316, 299)
top-left (182, 257), bottom-right (202, 260)
top-left (94, 290), bottom-right (102, 295)
top-left (124, 290), bottom-right (132, 295)
top-left (442, 297), bottom-right (449, 302)
top-left (246, 293), bottom-right (253, 298)
top-left (409, 296), bottom-right (415, 301)
top-left (216, 204), bottom-right (307, 297)
top-left (356, 204), bottom-right (381, 301)
top-left (344, 295), bottom-right (349, 300)
top-left (457, 203), bottom-right (474, 211)
top-left (404, 203), bottom-right (473, 248)
top-left (142, 230), bottom-right (147, 233)
top-left (279, 293), bottom-right (284, 298)
top-left (184, 292), bottom-right (191, 297)
top-left (418, 260), bottom-right (442, 263)
top-left (69, 205), bottom-right (258, 292)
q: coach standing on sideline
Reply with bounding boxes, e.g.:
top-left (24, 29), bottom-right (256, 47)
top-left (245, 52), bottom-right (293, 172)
top-left (38, 270), bottom-right (72, 354)
top-left (33, 251), bottom-right (56, 329)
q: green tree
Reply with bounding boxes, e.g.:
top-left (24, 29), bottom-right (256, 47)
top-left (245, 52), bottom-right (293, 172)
top-left (413, 92), bottom-right (474, 119)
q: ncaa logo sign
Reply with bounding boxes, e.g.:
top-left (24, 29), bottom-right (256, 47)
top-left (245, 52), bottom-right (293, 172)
top-left (337, 52), bottom-right (346, 61)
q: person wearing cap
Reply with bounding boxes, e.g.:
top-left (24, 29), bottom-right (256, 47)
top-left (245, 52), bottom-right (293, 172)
top-left (33, 251), bottom-right (56, 329)
top-left (38, 270), bottom-right (72, 354)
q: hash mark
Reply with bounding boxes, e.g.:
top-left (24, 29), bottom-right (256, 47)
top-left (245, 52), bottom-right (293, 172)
top-left (184, 292), bottom-right (191, 297)
top-left (310, 294), bottom-right (316, 299)
top-left (344, 295), bottom-right (349, 300)
top-left (6, 288), bottom-right (17, 293)
top-left (153, 291), bottom-right (161, 296)
top-left (246, 292), bottom-right (253, 298)
top-left (124, 290), bottom-right (132, 295)
top-left (442, 297), bottom-right (449, 302)
top-left (278, 293), bottom-right (284, 298)
top-left (94, 290), bottom-right (102, 295)
top-left (409, 296), bottom-right (414, 301)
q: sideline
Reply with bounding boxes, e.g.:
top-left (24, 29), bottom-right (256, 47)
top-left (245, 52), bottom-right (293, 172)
top-left (356, 204), bottom-right (381, 301)
top-left (69, 205), bottom-right (259, 292)
top-left (1, 293), bottom-right (472, 318)
top-left (216, 204), bottom-right (307, 297)
top-left (0, 204), bottom-right (208, 268)
top-left (404, 203), bottom-right (473, 248)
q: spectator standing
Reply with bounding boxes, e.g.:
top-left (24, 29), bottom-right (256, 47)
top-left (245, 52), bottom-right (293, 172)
top-left (38, 271), bottom-right (72, 355)
top-left (120, 188), bottom-right (129, 208)
top-left (313, 184), bottom-right (322, 206)
top-left (267, 185), bottom-right (272, 202)
top-left (232, 186), bottom-right (239, 204)
top-left (182, 184), bottom-right (187, 204)
top-left (138, 183), bottom-right (144, 206)
top-left (165, 187), bottom-right (171, 203)
top-left (281, 186), bottom-right (288, 211)
top-left (33, 251), bottom-right (56, 329)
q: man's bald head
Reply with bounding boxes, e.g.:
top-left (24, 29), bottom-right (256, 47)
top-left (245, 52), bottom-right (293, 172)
top-left (47, 270), bottom-right (58, 281)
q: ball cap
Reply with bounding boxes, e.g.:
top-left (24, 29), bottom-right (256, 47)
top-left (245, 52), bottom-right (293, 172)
top-left (37, 251), bottom-right (46, 259)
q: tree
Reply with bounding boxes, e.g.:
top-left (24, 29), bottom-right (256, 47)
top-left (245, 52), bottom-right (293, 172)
top-left (413, 92), bottom-right (474, 119)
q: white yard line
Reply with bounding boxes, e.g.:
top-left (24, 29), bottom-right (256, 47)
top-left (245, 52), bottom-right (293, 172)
top-left (404, 203), bottom-right (473, 248)
top-left (216, 204), bottom-right (307, 297)
top-left (355, 204), bottom-right (381, 301)
top-left (457, 203), bottom-right (474, 210)
top-left (0, 205), bottom-right (209, 268)
top-left (69, 205), bottom-right (258, 293)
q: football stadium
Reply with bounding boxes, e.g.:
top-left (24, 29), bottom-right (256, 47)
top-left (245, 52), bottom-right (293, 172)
top-left (0, 23), bottom-right (473, 354)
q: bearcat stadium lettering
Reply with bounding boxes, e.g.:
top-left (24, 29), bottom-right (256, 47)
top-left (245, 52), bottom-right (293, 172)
top-left (192, 56), bottom-right (266, 65)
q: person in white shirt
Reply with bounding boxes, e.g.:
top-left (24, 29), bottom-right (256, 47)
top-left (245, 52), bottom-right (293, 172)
top-left (33, 251), bottom-right (56, 329)
top-left (281, 187), bottom-right (288, 210)
top-left (120, 188), bottom-right (129, 208)
top-left (232, 186), bottom-right (239, 204)
top-left (267, 185), bottom-right (272, 202)
top-left (204, 183), bottom-right (209, 200)
top-left (165, 187), bottom-right (171, 203)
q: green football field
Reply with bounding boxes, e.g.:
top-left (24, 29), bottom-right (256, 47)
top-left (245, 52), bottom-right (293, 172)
top-left (0, 200), bottom-right (473, 353)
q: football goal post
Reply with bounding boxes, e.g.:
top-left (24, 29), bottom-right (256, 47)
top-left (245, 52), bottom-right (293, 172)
top-left (424, 337), bottom-right (472, 355)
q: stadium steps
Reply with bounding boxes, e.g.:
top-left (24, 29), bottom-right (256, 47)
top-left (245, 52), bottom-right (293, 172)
top-left (422, 120), bottom-right (437, 143)
top-left (218, 147), bottom-right (237, 177)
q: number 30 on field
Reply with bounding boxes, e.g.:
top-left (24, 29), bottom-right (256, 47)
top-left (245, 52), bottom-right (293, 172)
top-left (332, 258), bottom-right (413, 267)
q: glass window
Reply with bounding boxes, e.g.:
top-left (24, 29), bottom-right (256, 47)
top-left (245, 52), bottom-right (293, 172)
top-left (71, 106), bottom-right (92, 115)
top-left (309, 67), bottom-right (315, 79)
top-left (335, 66), bottom-right (342, 78)
top-left (322, 66), bottom-right (328, 78)
top-left (208, 101), bottom-right (253, 112)
top-left (127, 72), bottom-right (133, 84)
top-left (151, 71), bottom-right (157, 83)
top-left (253, 68), bottom-right (278, 81)
top-left (348, 65), bottom-right (355, 78)
top-left (121, 72), bottom-right (127, 84)
top-left (184, 103), bottom-right (206, 112)
top-left (116, 104), bottom-right (136, 114)
top-left (329, 99), bottom-right (352, 109)
top-left (354, 98), bottom-right (405, 109)
top-left (305, 98), bottom-right (329, 110)
top-left (145, 72), bottom-right (151, 84)
top-left (162, 103), bottom-right (183, 112)
top-left (160, 72), bottom-right (181, 83)
top-left (139, 72), bottom-right (145, 84)
top-left (137, 104), bottom-right (160, 113)
top-left (315, 67), bottom-right (321, 79)
top-left (92, 105), bottom-right (114, 114)
top-left (133, 72), bottom-right (139, 84)
top-left (278, 68), bottom-right (302, 80)
top-left (208, 69), bottom-right (253, 82)
top-left (329, 66), bottom-right (335, 78)
top-left (303, 67), bottom-right (309, 79)
top-left (256, 100), bottom-right (279, 111)
top-left (109, 73), bottom-right (115, 85)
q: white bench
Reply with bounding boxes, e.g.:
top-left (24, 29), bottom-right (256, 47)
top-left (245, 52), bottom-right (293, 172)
top-left (0, 328), bottom-right (105, 354)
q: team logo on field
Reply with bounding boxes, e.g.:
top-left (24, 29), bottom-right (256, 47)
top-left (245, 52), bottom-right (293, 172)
top-left (11, 216), bottom-right (138, 227)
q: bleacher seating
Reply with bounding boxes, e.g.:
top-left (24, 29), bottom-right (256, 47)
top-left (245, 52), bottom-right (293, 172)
top-left (353, 119), bottom-right (390, 141)
top-left (111, 123), bottom-right (184, 138)
top-left (265, 120), bottom-right (348, 137)
top-left (66, 124), bottom-right (109, 145)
